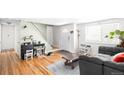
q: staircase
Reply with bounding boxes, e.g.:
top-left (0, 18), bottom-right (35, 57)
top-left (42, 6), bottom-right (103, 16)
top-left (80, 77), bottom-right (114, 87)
top-left (30, 22), bottom-right (52, 52)
top-left (31, 22), bottom-right (46, 41)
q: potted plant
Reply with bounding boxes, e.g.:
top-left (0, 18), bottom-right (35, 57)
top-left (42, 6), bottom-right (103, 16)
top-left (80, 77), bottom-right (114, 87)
top-left (105, 30), bottom-right (124, 47)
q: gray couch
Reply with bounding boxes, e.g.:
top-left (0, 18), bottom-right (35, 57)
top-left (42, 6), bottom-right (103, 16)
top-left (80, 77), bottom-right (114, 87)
top-left (99, 46), bottom-right (124, 56)
top-left (79, 46), bottom-right (124, 75)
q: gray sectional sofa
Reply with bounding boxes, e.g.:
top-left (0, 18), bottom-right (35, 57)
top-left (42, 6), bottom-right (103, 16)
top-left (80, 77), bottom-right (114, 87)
top-left (99, 46), bottom-right (124, 56)
top-left (79, 46), bottom-right (124, 75)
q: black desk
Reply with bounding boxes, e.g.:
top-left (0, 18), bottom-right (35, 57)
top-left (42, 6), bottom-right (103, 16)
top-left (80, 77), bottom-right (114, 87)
top-left (33, 43), bottom-right (46, 56)
top-left (33, 43), bottom-right (45, 47)
top-left (21, 43), bottom-right (46, 59)
top-left (21, 44), bottom-right (33, 60)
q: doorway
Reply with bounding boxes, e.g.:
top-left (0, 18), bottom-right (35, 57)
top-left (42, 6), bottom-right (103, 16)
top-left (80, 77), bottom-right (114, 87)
top-left (1, 24), bottom-right (15, 51)
top-left (60, 29), bottom-right (73, 52)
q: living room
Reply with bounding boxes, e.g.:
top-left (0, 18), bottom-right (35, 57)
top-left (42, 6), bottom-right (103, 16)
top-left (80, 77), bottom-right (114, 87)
top-left (1, 18), bottom-right (124, 75)
top-left (52, 18), bottom-right (124, 75)
top-left (1, 0), bottom-right (124, 93)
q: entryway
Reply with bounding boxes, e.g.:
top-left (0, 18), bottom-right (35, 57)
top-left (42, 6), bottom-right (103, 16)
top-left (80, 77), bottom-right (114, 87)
top-left (1, 24), bottom-right (15, 52)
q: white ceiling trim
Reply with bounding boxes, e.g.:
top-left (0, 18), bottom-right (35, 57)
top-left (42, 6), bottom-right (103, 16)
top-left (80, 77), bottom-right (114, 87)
top-left (0, 18), bottom-right (124, 26)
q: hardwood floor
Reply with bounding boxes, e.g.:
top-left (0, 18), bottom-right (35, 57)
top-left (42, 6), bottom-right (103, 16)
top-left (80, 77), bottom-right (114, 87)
top-left (0, 51), bottom-right (62, 75)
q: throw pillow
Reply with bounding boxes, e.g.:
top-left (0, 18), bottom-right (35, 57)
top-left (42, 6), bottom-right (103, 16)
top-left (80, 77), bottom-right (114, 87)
top-left (112, 52), bottom-right (124, 63)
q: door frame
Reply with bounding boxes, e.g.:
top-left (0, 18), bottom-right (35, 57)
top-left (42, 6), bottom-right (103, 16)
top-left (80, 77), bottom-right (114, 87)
top-left (47, 26), bottom-right (53, 46)
top-left (1, 23), bottom-right (16, 51)
top-left (0, 24), bottom-right (1, 52)
top-left (59, 29), bottom-right (71, 51)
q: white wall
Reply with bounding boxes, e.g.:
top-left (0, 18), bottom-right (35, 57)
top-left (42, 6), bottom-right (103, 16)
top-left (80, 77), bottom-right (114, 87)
top-left (52, 26), bottom-right (60, 48)
top-left (119, 21), bottom-right (124, 31)
top-left (15, 21), bottom-right (21, 56)
top-left (33, 23), bottom-right (47, 40)
top-left (0, 20), bottom-right (52, 56)
top-left (77, 23), bottom-right (85, 48)
top-left (0, 25), bottom-right (1, 52)
top-left (53, 23), bottom-right (78, 53)
top-left (74, 24), bottom-right (78, 52)
top-left (19, 21), bottom-right (52, 52)
top-left (46, 26), bottom-right (53, 46)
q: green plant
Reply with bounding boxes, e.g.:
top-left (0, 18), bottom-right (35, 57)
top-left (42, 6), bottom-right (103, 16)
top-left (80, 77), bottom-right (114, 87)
top-left (106, 30), bottom-right (124, 47)
top-left (106, 30), bottom-right (124, 41)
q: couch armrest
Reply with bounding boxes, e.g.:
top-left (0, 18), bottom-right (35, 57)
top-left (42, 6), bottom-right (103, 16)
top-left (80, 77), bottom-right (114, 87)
top-left (79, 56), bottom-right (104, 65)
top-left (104, 61), bottom-right (124, 72)
top-left (79, 56), bottom-right (103, 75)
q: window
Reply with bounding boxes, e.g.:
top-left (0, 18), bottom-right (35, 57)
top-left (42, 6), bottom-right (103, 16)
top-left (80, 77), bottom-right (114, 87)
top-left (85, 23), bottom-right (120, 44)
top-left (85, 25), bottom-right (101, 43)
top-left (101, 23), bottom-right (120, 44)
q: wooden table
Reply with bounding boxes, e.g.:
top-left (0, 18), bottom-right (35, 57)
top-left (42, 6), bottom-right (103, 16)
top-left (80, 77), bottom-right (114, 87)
top-left (62, 56), bottom-right (79, 69)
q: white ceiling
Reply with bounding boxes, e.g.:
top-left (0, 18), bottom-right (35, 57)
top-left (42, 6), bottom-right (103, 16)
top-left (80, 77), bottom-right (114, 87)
top-left (0, 18), bottom-right (123, 26)
top-left (21, 18), bottom-right (112, 26)
top-left (21, 18), bottom-right (82, 25)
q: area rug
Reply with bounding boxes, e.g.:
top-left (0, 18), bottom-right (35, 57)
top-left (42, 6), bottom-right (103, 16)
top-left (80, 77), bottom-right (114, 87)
top-left (47, 59), bottom-right (80, 75)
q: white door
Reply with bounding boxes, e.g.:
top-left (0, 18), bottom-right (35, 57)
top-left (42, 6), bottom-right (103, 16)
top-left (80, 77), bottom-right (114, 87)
top-left (1, 24), bottom-right (15, 51)
top-left (60, 29), bottom-right (71, 52)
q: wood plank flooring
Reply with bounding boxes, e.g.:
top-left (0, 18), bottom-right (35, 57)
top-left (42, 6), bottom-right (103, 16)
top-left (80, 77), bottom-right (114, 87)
top-left (0, 51), bottom-right (62, 75)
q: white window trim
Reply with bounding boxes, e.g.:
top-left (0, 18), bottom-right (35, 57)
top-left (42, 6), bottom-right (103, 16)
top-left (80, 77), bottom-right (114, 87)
top-left (85, 25), bottom-right (102, 43)
top-left (85, 23), bottom-right (120, 45)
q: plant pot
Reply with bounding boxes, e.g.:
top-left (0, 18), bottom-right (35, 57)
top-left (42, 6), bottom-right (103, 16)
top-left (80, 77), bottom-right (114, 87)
top-left (119, 41), bottom-right (124, 47)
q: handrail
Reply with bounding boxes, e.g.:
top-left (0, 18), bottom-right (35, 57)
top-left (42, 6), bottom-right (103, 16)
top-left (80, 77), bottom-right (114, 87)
top-left (30, 22), bottom-right (46, 40)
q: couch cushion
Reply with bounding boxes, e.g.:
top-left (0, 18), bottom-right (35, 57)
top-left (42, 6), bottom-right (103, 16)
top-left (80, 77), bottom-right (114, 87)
top-left (99, 46), bottom-right (113, 56)
top-left (113, 47), bottom-right (124, 55)
top-left (99, 46), bottom-right (124, 56)
top-left (94, 54), bottom-right (112, 61)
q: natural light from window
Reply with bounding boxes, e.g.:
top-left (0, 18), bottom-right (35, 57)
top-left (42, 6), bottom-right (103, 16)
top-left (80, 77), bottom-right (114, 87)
top-left (85, 25), bottom-right (101, 43)
top-left (85, 23), bottom-right (120, 44)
